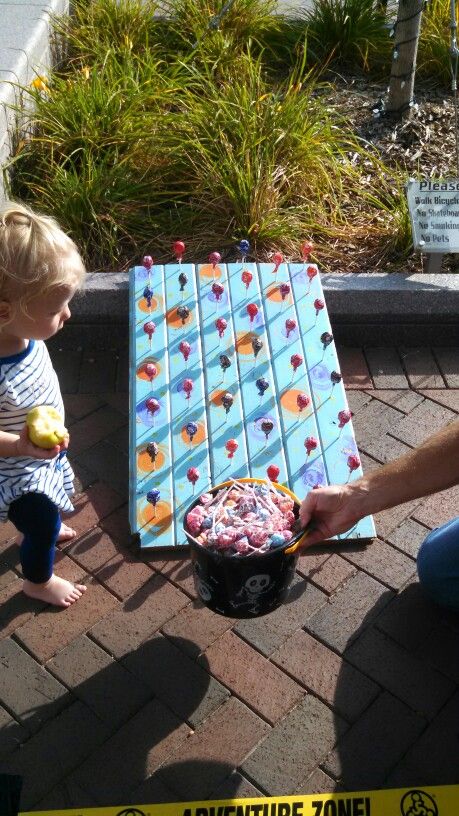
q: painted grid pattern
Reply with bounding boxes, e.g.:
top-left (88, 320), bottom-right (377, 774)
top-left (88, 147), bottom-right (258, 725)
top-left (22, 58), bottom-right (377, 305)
top-left (130, 261), bottom-right (376, 548)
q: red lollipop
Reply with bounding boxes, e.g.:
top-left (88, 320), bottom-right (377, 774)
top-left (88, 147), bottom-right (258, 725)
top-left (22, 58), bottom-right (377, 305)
top-left (179, 340), bottom-right (191, 362)
top-left (296, 393), bottom-right (310, 412)
top-left (285, 318), bottom-right (297, 338)
top-left (145, 397), bottom-right (160, 416)
top-left (314, 298), bottom-right (324, 316)
top-left (304, 436), bottom-right (318, 456)
top-left (247, 303), bottom-right (258, 324)
top-left (307, 265), bottom-right (317, 281)
top-left (212, 282), bottom-right (225, 301)
top-left (338, 409), bottom-right (352, 428)
top-left (280, 283), bottom-right (291, 301)
top-left (215, 317), bottom-right (227, 338)
top-left (290, 353), bottom-right (303, 372)
top-left (143, 321), bottom-right (156, 342)
top-left (267, 464), bottom-right (280, 482)
top-left (173, 240), bottom-right (185, 262)
top-left (241, 269), bottom-right (253, 290)
top-left (272, 251), bottom-right (283, 273)
top-left (187, 466), bottom-right (200, 485)
top-left (145, 362), bottom-right (157, 382)
top-left (209, 251), bottom-right (221, 267)
top-left (301, 242), bottom-right (313, 260)
top-left (347, 454), bottom-right (360, 473)
top-left (182, 378), bottom-right (193, 400)
top-left (225, 439), bottom-right (238, 459)
top-left (142, 255), bottom-right (153, 270)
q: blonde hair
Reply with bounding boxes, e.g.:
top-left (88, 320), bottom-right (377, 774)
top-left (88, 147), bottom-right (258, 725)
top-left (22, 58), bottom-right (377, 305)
top-left (0, 201), bottom-right (86, 316)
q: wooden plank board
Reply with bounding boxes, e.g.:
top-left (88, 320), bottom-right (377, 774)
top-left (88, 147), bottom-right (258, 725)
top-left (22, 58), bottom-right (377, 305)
top-left (129, 261), bottom-right (376, 548)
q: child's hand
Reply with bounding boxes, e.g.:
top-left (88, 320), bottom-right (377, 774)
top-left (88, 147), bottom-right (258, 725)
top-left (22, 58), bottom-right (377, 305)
top-left (15, 425), bottom-right (64, 459)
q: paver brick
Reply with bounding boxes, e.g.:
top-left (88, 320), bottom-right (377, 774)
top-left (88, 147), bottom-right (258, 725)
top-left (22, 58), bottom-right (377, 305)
top-left (2, 700), bottom-right (111, 810)
top-left (127, 773), bottom-right (178, 809)
top-left (305, 554), bottom-right (357, 595)
top-left (201, 630), bottom-right (304, 724)
top-left (63, 393), bottom-right (105, 421)
top-left (14, 578), bottom-right (119, 663)
top-left (345, 626), bottom-right (455, 719)
top-left (161, 602), bottom-right (235, 658)
top-left (64, 482), bottom-right (126, 538)
top-left (418, 388), bottom-right (459, 413)
top-left (75, 440), bottom-right (129, 499)
top-left (241, 694), bottom-right (347, 795)
top-left (307, 571), bottom-right (393, 654)
top-left (373, 497), bottom-right (423, 539)
top-left (79, 351), bottom-right (118, 393)
top-left (340, 538), bottom-right (417, 591)
top-left (366, 388), bottom-right (425, 414)
top-left (68, 405), bottom-right (127, 457)
top-left (34, 780), bottom-right (98, 812)
top-left (433, 347), bottom-right (459, 387)
top-left (399, 347), bottom-right (445, 389)
top-left (234, 576), bottom-right (327, 656)
top-left (72, 459), bottom-right (97, 493)
top-left (62, 527), bottom-right (126, 571)
top-left (98, 503), bottom-right (131, 545)
top-left (210, 771), bottom-right (263, 800)
top-left (0, 704), bottom-right (29, 759)
top-left (157, 696), bottom-right (271, 800)
top-left (0, 581), bottom-right (44, 639)
top-left (323, 691), bottom-right (426, 790)
top-left (47, 635), bottom-right (151, 732)
top-left (337, 348), bottom-right (372, 389)
top-left (364, 347), bottom-right (409, 389)
top-left (271, 629), bottom-right (379, 723)
top-left (352, 399), bottom-right (404, 447)
top-left (148, 552), bottom-right (198, 598)
top-left (93, 550), bottom-right (154, 600)
top-left (358, 433), bottom-right (412, 465)
top-left (386, 517), bottom-right (430, 559)
top-left (0, 637), bottom-right (70, 733)
top-left (0, 567), bottom-right (18, 593)
top-left (72, 697), bottom-right (190, 804)
top-left (390, 398), bottom-right (456, 447)
top-left (122, 631), bottom-right (229, 728)
top-left (344, 390), bottom-right (373, 415)
top-left (375, 580), bottom-right (443, 652)
top-left (296, 768), bottom-right (345, 795)
top-left (415, 620), bottom-right (459, 683)
top-left (90, 573), bottom-right (189, 658)
top-left (296, 550), bottom-right (332, 578)
top-left (412, 484), bottom-right (459, 529)
top-left (51, 349), bottom-right (83, 394)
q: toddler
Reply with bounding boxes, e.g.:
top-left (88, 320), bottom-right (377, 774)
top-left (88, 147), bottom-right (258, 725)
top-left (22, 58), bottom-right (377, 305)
top-left (0, 201), bottom-right (87, 607)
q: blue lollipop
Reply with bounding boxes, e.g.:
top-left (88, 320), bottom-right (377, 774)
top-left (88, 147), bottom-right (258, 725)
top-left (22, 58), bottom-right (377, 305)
top-left (147, 488), bottom-right (161, 517)
top-left (256, 377), bottom-right (269, 397)
top-left (143, 285), bottom-right (153, 309)
top-left (186, 421), bottom-right (198, 443)
top-left (237, 239), bottom-right (250, 258)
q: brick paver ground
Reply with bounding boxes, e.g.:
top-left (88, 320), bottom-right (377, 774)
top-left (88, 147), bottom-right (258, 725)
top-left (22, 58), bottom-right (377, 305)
top-left (1, 344), bottom-right (459, 811)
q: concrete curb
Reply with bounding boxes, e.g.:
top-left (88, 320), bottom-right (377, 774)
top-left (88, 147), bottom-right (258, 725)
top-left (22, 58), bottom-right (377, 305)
top-left (56, 271), bottom-right (458, 349)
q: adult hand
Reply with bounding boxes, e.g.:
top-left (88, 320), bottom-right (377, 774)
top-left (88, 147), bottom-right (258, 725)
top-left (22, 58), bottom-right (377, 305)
top-left (299, 483), bottom-right (365, 548)
top-left (15, 425), bottom-right (68, 460)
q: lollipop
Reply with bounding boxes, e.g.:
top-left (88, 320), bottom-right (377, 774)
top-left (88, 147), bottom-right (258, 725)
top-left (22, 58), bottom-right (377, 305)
top-left (304, 436), bottom-right (318, 456)
top-left (237, 239), bottom-right (250, 258)
top-left (306, 265), bottom-right (317, 282)
top-left (182, 378), bottom-right (193, 400)
top-left (256, 377), bottom-right (269, 397)
top-left (279, 282), bottom-right (291, 301)
top-left (272, 251), bottom-right (283, 274)
top-left (290, 353), bottom-right (303, 373)
top-left (146, 441), bottom-right (159, 465)
top-left (178, 272), bottom-right (188, 292)
top-left (285, 318), bottom-right (297, 338)
top-left (177, 305), bottom-right (190, 325)
top-left (209, 251), bottom-right (221, 277)
top-left (267, 464), bottom-right (280, 482)
top-left (301, 242), bottom-right (313, 261)
top-left (314, 298), bottom-right (324, 317)
top-left (187, 467), bottom-right (200, 492)
top-left (251, 337), bottom-right (263, 358)
top-left (222, 393), bottom-right (234, 415)
top-left (338, 409), bottom-right (352, 429)
top-left (143, 321), bottom-right (156, 344)
top-left (142, 255), bottom-right (153, 271)
top-left (185, 421), bottom-right (198, 443)
top-left (241, 269), bottom-right (253, 290)
top-left (173, 240), bottom-right (185, 262)
top-left (143, 285), bottom-right (153, 309)
top-left (146, 397), bottom-right (160, 418)
top-left (321, 331), bottom-right (334, 350)
top-left (247, 303), bottom-right (258, 324)
top-left (144, 362), bottom-right (157, 383)
top-left (219, 354), bottom-right (231, 372)
top-left (261, 418), bottom-right (274, 440)
top-left (147, 487), bottom-right (160, 517)
top-left (215, 317), bottom-right (227, 338)
top-left (179, 340), bottom-right (191, 362)
top-left (347, 454), bottom-right (360, 474)
top-left (296, 393), bottom-right (310, 413)
top-left (330, 370), bottom-right (342, 387)
top-left (225, 439), bottom-right (238, 458)
top-left (212, 282), bottom-right (225, 302)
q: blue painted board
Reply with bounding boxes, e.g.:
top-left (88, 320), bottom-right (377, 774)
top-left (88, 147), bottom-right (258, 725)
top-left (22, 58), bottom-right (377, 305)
top-left (129, 260), bottom-right (376, 548)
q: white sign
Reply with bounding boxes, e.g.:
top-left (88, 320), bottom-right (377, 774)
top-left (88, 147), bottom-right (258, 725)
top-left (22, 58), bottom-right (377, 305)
top-left (407, 178), bottom-right (459, 252)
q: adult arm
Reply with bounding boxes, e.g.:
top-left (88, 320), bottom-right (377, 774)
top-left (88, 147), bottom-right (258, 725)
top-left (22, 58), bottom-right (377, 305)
top-left (299, 418), bottom-right (459, 548)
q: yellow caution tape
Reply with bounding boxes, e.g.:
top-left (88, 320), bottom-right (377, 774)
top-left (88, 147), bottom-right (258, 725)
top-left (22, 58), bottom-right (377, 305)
top-left (19, 784), bottom-right (459, 816)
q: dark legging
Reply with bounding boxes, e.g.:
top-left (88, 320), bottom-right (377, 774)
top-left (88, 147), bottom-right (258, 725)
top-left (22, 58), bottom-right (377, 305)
top-left (8, 493), bottom-right (61, 583)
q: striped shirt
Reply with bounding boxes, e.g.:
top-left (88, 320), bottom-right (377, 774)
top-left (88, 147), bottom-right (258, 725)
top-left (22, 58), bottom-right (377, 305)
top-left (0, 339), bottom-right (74, 520)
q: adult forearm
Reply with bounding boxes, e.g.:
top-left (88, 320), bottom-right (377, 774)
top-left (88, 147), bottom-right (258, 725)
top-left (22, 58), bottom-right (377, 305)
top-left (353, 419), bottom-right (459, 518)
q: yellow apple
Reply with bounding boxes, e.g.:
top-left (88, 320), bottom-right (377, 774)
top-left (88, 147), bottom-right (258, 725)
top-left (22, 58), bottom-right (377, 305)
top-left (26, 406), bottom-right (67, 449)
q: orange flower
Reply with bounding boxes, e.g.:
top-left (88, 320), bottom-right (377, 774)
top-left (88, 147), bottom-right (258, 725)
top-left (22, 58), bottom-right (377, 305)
top-left (30, 76), bottom-right (49, 93)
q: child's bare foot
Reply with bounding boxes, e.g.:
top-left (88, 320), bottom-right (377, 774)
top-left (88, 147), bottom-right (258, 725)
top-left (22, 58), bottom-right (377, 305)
top-left (57, 522), bottom-right (77, 542)
top-left (23, 575), bottom-right (87, 607)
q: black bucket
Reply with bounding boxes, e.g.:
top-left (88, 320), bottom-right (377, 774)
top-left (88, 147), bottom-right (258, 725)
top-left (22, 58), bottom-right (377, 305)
top-left (184, 478), bottom-right (308, 618)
